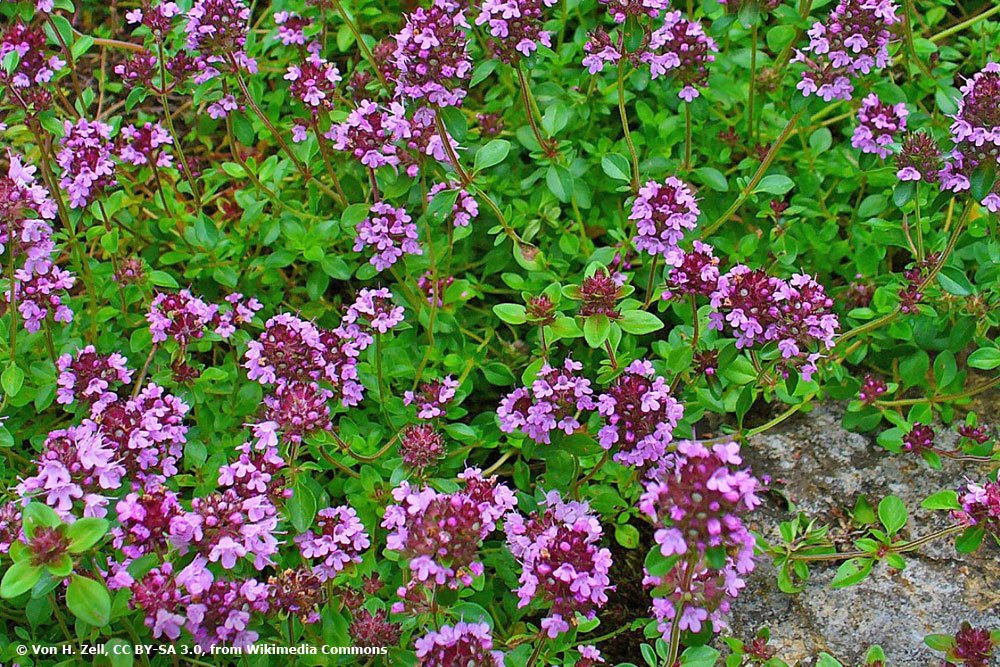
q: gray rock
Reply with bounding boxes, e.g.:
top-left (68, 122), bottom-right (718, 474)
top-left (725, 402), bottom-right (1000, 666)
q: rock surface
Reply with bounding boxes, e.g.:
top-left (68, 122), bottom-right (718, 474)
top-left (727, 402), bottom-right (1000, 666)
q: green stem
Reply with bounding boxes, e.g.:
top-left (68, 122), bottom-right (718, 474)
top-left (617, 59), bottom-right (640, 192)
top-left (700, 109), bottom-right (804, 238)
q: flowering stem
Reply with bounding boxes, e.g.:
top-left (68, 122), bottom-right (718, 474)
top-left (617, 59), bottom-right (640, 192)
top-left (876, 376), bottom-right (1000, 407)
top-left (328, 0), bottom-right (389, 89)
top-left (791, 524), bottom-right (965, 562)
top-left (434, 109), bottom-right (473, 186)
top-left (314, 128), bottom-right (349, 203)
top-left (683, 103), bottom-right (694, 170)
top-left (900, 0), bottom-right (935, 79)
top-left (230, 63), bottom-right (345, 205)
top-left (158, 41), bottom-right (202, 204)
top-left (315, 446), bottom-right (361, 478)
top-left (524, 636), bottom-right (545, 667)
top-left (747, 24), bottom-right (758, 145)
top-left (132, 344), bottom-right (158, 398)
top-left (7, 250), bottom-right (17, 358)
top-left (700, 109), bottom-right (805, 238)
top-left (516, 66), bottom-right (555, 157)
top-left (663, 557), bottom-right (698, 667)
top-left (643, 255), bottom-right (659, 308)
top-left (604, 340), bottom-right (618, 369)
top-left (375, 333), bottom-right (393, 427)
top-left (928, 4), bottom-right (1000, 43)
top-left (690, 294), bottom-right (700, 349)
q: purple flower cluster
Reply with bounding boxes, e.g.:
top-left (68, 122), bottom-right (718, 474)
top-left (0, 21), bottom-right (64, 91)
top-left (125, 0), bottom-right (182, 36)
top-left (383, 468), bottom-right (515, 591)
top-left (794, 0), bottom-right (899, 101)
top-left (858, 374), bottom-right (888, 404)
top-left (399, 424), bottom-right (447, 472)
top-left (245, 312), bottom-right (365, 410)
top-left (294, 506), bottom-right (370, 580)
top-left (498, 357), bottom-right (596, 444)
top-left (343, 287), bottom-right (405, 337)
top-left (57, 118), bottom-right (117, 209)
top-left (643, 13), bottom-right (718, 101)
top-left (599, 0), bottom-right (668, 22)
top-left (505, 491), bottom-right (614, 638)
top-left (428, 183), bottom-right (479, 227)
top-left (475, 0), bottom-right (557, 63)
top-left (183, 0), bottom-right (257, 76)
top-left (1, 153), bottom-right (75, 333)
top-left (631, 177), bottom-right (700, 263)
top-left (147, 289), bottom-right (218, 347)
top-left (17, 425), bottom-right (124, 518)
top-left (896, 131), bottom-right (943, 183)
top-left (851, 94), bottom-right (908, 158)
top-left (954, 480), bottom-right (999, 543)
top-left (56, 346), bottom-right (133, 409)
top-left (85, 384), bottom-right (189, 485)
top-left (391, 2), bottom-right (472, 107)
top-left (130, 562), bottom-right (268, 649)
top-left (168, 484), bottom-right (280, 570)
top-left (285, 54), bottom-right (342, 110)
top-left (940, 63), bottom-right (1000, 211)
top-left (350, 609), bottom-right (402, 647)
top-left (661, 240), bottom-right (720, 301)
top-left (326, 100), bottom-right (409, 165)
top-left (640, 440), bottom-right (760, 641)
top-left (118, 122), bottom-right (174, 168)
top-left (404, 376), bottom-right (459, 419)
top-left (354, 203), bottom-right (422, 271)
top-left (596, 360), bottom-right (684, 468)
top-left (415, 622), bottom-right (504, 666)
top-left (709, 267), bottom-right (840, 380)
top-left (273, 11), bottom-right (311, 46)
top-left (111, 488), bottom-right (182, 574)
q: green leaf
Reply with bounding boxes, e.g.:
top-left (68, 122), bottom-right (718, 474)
top-left (615, 523), bottom-right (639, 548)
top-left (66, 518), bottom-right (109, 553)
top-left (815, 654), bottom-right (845, 667)
top-left (680, 645), bottom-right (721, 667)
top-left (755, 174), bottom-right (794, 195)
top-left (149, 270), bottom-right (179, 289)
top-left (287, 479), bottom-right (317, 533)
top-left (106, 639), bottom-right (135, 667)
top-left (1, 562), bottom-right (43, 599)
top-left (955, 525), bottom-right (985, 553)
top-left (493, 303), bottom-right (527, 325)
top-left (923, 634), bottom-right (956, 652)
top-left (937, 266), bottom-right (973, 296)
top-left (583, 315), bottom-right (611, 348)
top-left (1, 363), bottom-right (24, 398)
top-left (66, 575), bottom-right (111, 627)
top-left (877, 496), bottom-right (907, 535)
top-left (830, 557), bottom-right (873, 589)
top-left (474, 139), bottom-right (511, 171)
top-left (470, 59), bottom-right (497, 87)
top-left (546, 164), bottom-right (574, 202)
top-left (920, 490), bottom-right (960, 511)
top-left (644, 548), bottom-right (679, 578)
top-left (601, 154), bottom-right (632, 182)
top-left (23, 503), bottom-right (61, 539)
top-left (970, 163), bottom-right (997, 202)
top-left (968, 347), bottom-right (1000, 370)
top-left (765, 25), bottom-right (796, 52)
top-left (893, 181), bottom-right (916, 207)
top-left (695, 167), bottom-right (729, 192)
top-left (618, 310), bottom-right (664, 335)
